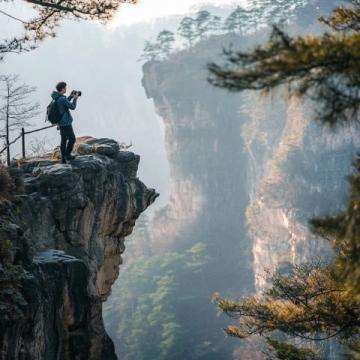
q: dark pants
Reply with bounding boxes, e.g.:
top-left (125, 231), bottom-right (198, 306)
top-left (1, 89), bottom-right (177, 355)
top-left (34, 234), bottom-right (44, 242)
top-left (60, 125), bottom-right (76, 160)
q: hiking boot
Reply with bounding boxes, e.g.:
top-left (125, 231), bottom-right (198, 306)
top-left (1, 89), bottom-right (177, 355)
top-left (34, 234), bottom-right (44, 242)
top-left (61, 158), bottom-right (67, 164)
top-left (66, 154), bottom-right (76, 161)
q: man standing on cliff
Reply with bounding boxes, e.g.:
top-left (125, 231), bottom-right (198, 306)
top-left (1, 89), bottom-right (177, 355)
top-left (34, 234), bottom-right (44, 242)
top-left (51, 82), bottom-right (79, 164)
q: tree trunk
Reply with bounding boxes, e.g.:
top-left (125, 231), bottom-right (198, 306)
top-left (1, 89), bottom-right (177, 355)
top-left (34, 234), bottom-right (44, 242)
top-left (6, 87), bottom-right (10, 166)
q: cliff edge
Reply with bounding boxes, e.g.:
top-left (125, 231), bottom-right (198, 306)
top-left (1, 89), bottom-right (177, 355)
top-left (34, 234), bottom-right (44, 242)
top-left (0, 136), bottom-right (158, 360)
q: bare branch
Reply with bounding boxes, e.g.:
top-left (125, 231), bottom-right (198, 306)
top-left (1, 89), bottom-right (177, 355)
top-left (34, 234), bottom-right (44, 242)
top-left (0, 0), bottom-right (137, 59)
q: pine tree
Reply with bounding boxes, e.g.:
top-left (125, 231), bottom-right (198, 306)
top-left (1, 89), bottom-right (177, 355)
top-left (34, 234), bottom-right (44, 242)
top-left (248, 0), bottom-right (309, 27)
top-left (140, 41), bottom-right (155, 61)
top-left (223, 7), bottom-right (249, 34)
top-left (209, 1), bottom-right (360, 358)
top-left (208, 15), bottom-right (223, 35)
top-left (223, 1), bottom-right (308, 36)
top-left (209, 10), bottom-right (360, 126)
top-left (178, 17), bottom-right (197, 48)
top-left (140, 30), bottom-right (176, 62)
top-left (194, 10), bottom-right (213, 39)
top-left (156, 30), bottom-right (175, 57)
top-left (0, 0), bottom-right (135, 60)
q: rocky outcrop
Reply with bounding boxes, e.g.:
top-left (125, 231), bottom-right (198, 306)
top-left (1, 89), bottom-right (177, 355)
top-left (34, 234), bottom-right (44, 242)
top-left (142, 52), bottom-right (254, 293)
top-left (138, 17), bottom-right (359, 358)
top-left (0, 137), bottom-right (158, 360)
top-left (139, 42), bottom-right (255, 360)
top-left (242, 95), bottom-right (359, 292)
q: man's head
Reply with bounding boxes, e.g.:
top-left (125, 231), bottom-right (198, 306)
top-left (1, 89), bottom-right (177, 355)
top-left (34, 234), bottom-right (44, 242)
top-left (56, 81), bottom-right (67, 94)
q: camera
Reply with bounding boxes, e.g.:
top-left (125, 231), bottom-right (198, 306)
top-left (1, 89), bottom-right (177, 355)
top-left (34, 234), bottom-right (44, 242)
top-left (71, 90), bottom-right (82, 97)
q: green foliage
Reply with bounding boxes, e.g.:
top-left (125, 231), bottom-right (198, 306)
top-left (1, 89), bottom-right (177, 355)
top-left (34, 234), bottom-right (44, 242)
top-left (194, 11), bottom-right (217, 39)
top-left (157, 30), bottom-right (175, 56)
top-left (104, 243), bottom-right (213, 360)
top-left (209, 2), bottom-right (360, 126)
top-left (140, 30), bottom-right (175, 61)
top-left (178, 16), bottom-right (198, 48)
top-left (142, 1), bottom-right (311, 62)
top-left (213, 261), bottom-right (360, 356)
top-left (142, 10), bottom-right (223, 60)
top-left (319, 2), bottom-right (360, 32)
top-left (223, 0), bottom-right (308, 35)
top-left (209, 2), bottom-right (360, 359)
top-left (209, 15), bottom-right (222, 34)
top-left (265, 338), bottom-right (319, 360)
top-left (1, 0), bottom-right (133, 60)
top-left (223, 6), bottom-right (250, 34)
top-left (214, 262), bottom-right (359, 342)
top-left (310, 160), bottom-right (360, 300)
top-left (141, 41), bottom-right (161, 62)
top-left (177, 11), bottom-right (223, 47)
top-left (248, 0), bottom-right (308, 25)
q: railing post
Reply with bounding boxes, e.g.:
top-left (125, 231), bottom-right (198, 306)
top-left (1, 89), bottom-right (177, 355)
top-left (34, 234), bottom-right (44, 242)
top-left (0, 125), bottom-right (55, 164)
top-left (6, 135), bottom-right (10, 167)
top-left (21, 128), bottom-right (25, 159)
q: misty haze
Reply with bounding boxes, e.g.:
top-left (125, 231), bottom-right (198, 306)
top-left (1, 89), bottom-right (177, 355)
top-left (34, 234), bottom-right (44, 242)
top-left (0, 1), bottom-right (359, 360)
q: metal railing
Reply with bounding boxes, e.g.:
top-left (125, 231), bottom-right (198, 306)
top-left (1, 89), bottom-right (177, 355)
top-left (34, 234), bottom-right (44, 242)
top-left (0, 124), bottom-right (56, 165)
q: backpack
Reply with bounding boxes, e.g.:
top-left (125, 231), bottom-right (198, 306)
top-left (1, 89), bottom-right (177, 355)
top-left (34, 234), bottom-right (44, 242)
top-left (46, 97), bottom-right (63, 124)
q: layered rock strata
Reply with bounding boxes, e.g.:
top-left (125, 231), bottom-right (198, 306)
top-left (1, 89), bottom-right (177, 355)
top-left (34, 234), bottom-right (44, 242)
top-left (0, 137), bottom-right (158, 359)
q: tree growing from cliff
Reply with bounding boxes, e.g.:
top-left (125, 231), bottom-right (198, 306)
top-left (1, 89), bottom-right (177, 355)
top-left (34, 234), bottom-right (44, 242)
top-left (140, 30), bottom-right (175, 62)
top-left (209, 1), bottom-right (360, 358)
top-left (223, 7), bottom-right (249, 34)
top-left (194, 11), bottom-right (215, 39)
top-left (194, 11), bottom-right (223, 39)
top-left (222, 0), bottom-right (309, 35)
top-left (0, 75), bottom-right (39, 165)
top-left (156, 30), bottom-right (175, 57)
top-left (140, 41), bottom-right (162, 62)
top-left (178, 16), bottom-right (198, 48)
top-left (208, 15), bottom-right (222, 35)
top-left (0, 0), bottom-right (136, 60)
top-left (247, 0), bottom-right (308, 26)
top-left (177, 11), bottom-right (223, 48)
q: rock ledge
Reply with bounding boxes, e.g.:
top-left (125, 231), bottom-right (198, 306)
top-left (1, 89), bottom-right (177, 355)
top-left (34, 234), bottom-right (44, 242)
top-left (0, 137), bottom-right (158, 360)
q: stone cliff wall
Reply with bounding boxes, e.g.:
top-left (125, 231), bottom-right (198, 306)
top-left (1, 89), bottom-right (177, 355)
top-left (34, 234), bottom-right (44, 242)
top-left (142, 53), bottom-right (255, 296)
top-left (0, 137), bottom-right (158, 360)
top-left (242, 95), bottom-right (360, 292)
top-left (141, 49), bottom-right (358, 359)
top-left (138, 43), bottom-right (257, 359)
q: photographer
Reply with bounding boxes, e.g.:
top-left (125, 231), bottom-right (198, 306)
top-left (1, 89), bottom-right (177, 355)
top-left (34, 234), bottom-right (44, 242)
top-left (51, 82), bottom-right (81, 164)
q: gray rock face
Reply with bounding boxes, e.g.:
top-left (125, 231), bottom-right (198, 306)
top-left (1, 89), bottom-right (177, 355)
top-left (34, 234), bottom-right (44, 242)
top-left (138, 45), bottom-right (255, 360)
top-left (139, 24), bottom-right (357, 359)
top-left (0, 137), bottom-right (158, 359)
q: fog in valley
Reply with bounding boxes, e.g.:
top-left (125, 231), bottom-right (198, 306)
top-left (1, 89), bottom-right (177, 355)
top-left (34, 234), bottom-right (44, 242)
top-left (1, 1), bottom-right (356, 359)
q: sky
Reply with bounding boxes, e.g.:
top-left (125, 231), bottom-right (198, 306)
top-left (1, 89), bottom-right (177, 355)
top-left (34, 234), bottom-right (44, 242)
top-left (0, 0), bottom-right (247, 33)
top-left (110, 0), bottom-right (247, 26)
top-left (0, 0), bottom-right (248, 211)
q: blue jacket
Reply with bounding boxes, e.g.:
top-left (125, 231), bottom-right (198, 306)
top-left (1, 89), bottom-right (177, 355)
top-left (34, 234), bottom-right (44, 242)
top-left (51, 91), bottom-right (77, 127)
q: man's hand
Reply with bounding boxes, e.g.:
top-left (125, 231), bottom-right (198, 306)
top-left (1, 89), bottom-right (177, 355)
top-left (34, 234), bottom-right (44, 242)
top-left (73, 94), bottom-right (79, 100)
